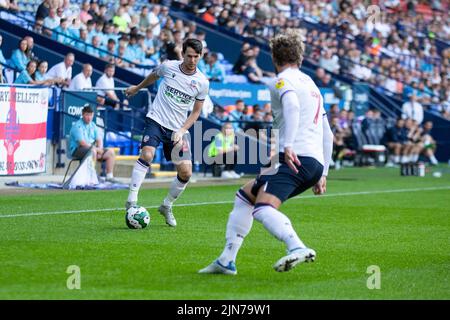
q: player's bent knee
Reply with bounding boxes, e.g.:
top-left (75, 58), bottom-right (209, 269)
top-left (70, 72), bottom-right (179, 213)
top-left (178, 169), bottom-right (192, 182)
top-left (255, 189), bottom-right (282, 209)
top-left (140, 147), bottom-right (155, 163)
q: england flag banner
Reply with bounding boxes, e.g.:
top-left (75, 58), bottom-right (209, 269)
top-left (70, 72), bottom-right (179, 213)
top-left (0, 85), bottom-right (49, 175)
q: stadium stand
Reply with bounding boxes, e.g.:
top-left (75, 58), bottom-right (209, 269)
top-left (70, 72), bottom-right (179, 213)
top-left (0, 0), bottom-right (448, 178)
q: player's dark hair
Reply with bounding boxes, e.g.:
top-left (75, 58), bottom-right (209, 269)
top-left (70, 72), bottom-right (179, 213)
top-left (182, 38), bottom-right (203, 54)
top-left (82, 105), bottom-right (94, 114)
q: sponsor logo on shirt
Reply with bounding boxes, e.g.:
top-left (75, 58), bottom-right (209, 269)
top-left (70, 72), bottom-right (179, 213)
top-left (164, 84), bottom-right (194, 105)
top-left (275, 79), bottom-right (285, 89)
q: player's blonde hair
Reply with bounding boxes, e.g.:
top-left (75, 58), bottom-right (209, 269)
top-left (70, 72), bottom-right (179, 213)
top-left (269, 29), bottom-right (305, 67)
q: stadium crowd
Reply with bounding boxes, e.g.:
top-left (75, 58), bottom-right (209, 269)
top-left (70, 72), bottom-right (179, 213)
top-left (182, 0), bottom-right (450, 120)
top-left (0, 0), bottom-right (446, 168)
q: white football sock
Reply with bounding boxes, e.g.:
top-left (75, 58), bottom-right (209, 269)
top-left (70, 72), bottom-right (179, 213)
top-left (218, 190), bottom-right (254, 266)
top-left (394, 155), bottom-right (400, 163)
top-left (127, 158), bottom-right (149, 203)
top-left (411, 154), bottom-right (419, 163)
top-left (253, 204), bottom-right (306, 252)
top-left (106, 172), bottom-right (114, 179)
top-left (163, 175), bottom-right (189, 207)
top-left (430, 155), bottom-right (438, 165)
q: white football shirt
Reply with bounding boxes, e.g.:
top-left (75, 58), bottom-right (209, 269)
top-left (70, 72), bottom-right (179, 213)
top-left (95, 74), bottom-right (115, 97)
top-left (68, 72), bottom-right (92, 90)
top-left (269, 67), bottom-right (326, 165)
top-left (146, 60), bottom-right (209, 131)
top-left (46, 61), bottom-right (72, 81)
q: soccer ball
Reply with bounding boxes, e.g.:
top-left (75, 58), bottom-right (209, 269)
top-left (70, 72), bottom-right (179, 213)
top-left (125, 206), bottom-right (150, 229)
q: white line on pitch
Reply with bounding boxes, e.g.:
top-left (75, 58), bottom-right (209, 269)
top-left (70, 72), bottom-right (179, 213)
top-left (0, 186), bottom-right (448, 219)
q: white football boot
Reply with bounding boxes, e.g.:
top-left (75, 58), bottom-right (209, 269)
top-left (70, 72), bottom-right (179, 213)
top-left (273, 248), bottom-right (316, 272)
top-left (198, 260), bottom-right (237, 275)
top-left (158, 204), bottom-right (177, 227)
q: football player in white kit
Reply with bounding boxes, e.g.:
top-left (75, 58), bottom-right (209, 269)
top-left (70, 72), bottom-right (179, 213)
top-left (124, 38), bottom-right (209, 227)
top-left (199, 30), bottom-right (333, 274)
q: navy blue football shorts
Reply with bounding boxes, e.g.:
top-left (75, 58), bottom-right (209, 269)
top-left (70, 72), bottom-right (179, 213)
top-left (140, 117), bottom-right (191, 162)
top-left (251, 153), bottom-right (324, 203)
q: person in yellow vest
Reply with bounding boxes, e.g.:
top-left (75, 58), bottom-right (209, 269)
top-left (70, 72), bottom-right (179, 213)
top-left (208, 122), bottom-right (240, 178)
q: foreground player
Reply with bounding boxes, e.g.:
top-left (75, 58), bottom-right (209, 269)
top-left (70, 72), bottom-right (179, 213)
top-left (125, 38), bottom-right (209, 227)
top-left (199, 30), bottom-right (333, 274)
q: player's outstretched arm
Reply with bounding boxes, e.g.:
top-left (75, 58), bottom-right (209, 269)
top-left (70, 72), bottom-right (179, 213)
top-left (125, 71), bottom-right (160, 97)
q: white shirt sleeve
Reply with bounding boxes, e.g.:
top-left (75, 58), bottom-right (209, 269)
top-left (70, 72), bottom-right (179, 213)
top-left (281, 90), bottom-right (300, 148)
top-left (154, 61), bottom-right (169, 77)
top-left (196, 79), bottom-right (209, 101)
top-left (322, 114), bottom-right (334, 176)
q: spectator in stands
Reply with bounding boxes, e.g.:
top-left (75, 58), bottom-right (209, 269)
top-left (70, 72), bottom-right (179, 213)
top-left (69, 105), bottom-right (117, 182)
top-left (123, 35), bottom-right (145, 67)
top-left (14, 60), bottom-right (53, 85)
top-left (232, 42), bottom-right (252, 75)
top-left (384, 118), bottom-right (408, 165)
top-left (158, 29), bottom-right (180, 62)
top-left (43, 8), bottom-right (60, 37)
top-left (198, 52), bottom-right (225, 82)
top-left (207, 122), bottom-right (240, 179)
top-left (36, 0), bottom-right (51, 21)
top-left (243, 56), bottom-right (263, 84)
top-left (88, 0), bottom-right (102, 23)
top-left (24, 36), bottom-right (36, 61)
top-left (79, 1), bottom-right (93, 24)
top-left (402, 93), bottom-right (424, 124)
top-left (244, 108), bottom-right (266, 137)
top-left (100, 38), bottom-right (117, 62)
top-left (328, 104), bottom-right (340, 123)
top-left (319, 49), bottom-right (340, 73)
top-left (35, 60), bottom-right (62, 85)
top-left (0, 34), bottom-right (6, 67)
top-left (330, 116), bottom-right (352, 170)
top-left (112, 5), bottom-right (130, 33)
top-left (143, 28), bottom-right (156, 57)
top-left (53, 18), bottom-right (74, 46)
top-left (138, 6), bottom-right (150, 32)
top-left (361, 108), bottom-right (386, 145)
top-left (228, 99), bottom-right (246, 131)
top-left (74, 27), bottom-right (88, 51)
top-left (56, 6), bottom-right (66, 20)
top-left (95, 63), bottom-right (128, 110)
top-left (61, 0), bottom-right (78, 21)
top-left (208, 105), bottom-right (229, 126)
top-left (420, 121), bottom-right (438, 165)
top-left (404, 118), bottom-right (423, 163)
top-left (313, 67), bottom-right (327, 87)
top-left (46, 52), bottom-right (74, 88)
top-left (148, 4), bottom-right (161, 37)
top-left (10, 38), bottom-right (29, 72)
top-left (86, 35), bottom-right (102, 58)
top-left (33, 18), bottom-right (45, 35)
top-left (14, 60), bottom-right (38, 85)
top-left (115, 44), bottom-right (130, 68)
top-left (202, 6), bottom-right (216, 24)
top-left (69, 63), bottom-right (93, 90)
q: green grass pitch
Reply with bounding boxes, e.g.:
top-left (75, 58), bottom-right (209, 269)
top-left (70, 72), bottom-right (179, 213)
top-left (0, 167), bottom-right (449, 299)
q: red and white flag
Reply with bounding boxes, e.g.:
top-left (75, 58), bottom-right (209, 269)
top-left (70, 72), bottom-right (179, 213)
top-left (0, 85), bottom-right (49, 175)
